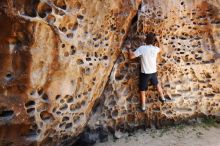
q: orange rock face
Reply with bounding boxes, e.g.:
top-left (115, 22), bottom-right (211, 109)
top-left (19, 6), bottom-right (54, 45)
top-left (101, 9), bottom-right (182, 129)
top-left (0, 0), bottom-right (140, 145)
top-left (88, 0), bottom-right (220, 133)
top-left (0, 0), bottom-right (220, 145)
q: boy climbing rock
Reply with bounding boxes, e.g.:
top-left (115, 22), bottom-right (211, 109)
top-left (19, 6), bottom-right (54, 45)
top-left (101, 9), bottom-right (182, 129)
top-left (126, 33), bottom-right (167, 110)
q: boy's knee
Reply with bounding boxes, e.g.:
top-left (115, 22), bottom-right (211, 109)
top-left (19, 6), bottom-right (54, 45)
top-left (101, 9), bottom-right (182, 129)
top-left (156, 84), bottom-right (162, 90)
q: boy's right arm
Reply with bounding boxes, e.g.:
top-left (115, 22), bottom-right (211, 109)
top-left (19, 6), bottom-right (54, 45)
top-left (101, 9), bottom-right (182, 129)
top-left (126, 45), bottom-right (137, 60)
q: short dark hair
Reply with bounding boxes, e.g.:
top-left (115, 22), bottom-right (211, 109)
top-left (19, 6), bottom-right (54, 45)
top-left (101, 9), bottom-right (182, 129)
top-left (145, 32), bottom-right (157, 45)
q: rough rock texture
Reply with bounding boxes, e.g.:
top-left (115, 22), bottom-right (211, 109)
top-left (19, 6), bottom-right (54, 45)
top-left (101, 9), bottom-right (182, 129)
top-left (88, 0), bottom-right (220, 131)
top-left (0, 0), bottom-right (220, 146)
top-left (0, 0), bottom-right (140, 145)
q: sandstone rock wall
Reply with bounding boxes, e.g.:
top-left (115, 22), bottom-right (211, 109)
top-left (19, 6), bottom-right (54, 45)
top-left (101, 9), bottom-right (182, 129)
top-left (0, 0), bottom-right (140, 145)
top-left (88, 0), bottom-right (220, 130)
top-left (0, 0), bottom-right (220, 146)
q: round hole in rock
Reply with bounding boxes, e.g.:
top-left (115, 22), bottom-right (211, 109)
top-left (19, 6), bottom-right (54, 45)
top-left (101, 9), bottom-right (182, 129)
top-left (67, 33), bottom-right (73, 38)
top-left (27, 108), bottom-right (35, 115)
top-left (76, 59), bottom-right (84, 65)
top-left (38, 12), bottom-right (46, 18)
top-left (124, 62), bottom-right (129, 68)
top-left (54, 0), bottom-right (66, 10)
top-left (24, 129), bottom-right (38, 140)
top-left (6, 72), bottom-right (13, 79)
top-left (112, 110), bottom-right (118, 118)
top-left (186, 62), bottom-right (191, 65)
top-left (61, 44), bottom-right (65, 48)
top-left (52, 107), bottom-right (57, 113)
top-left (65, 123), bottom-right (72, 129)
top-left (36, 103), bottom-right (49, 112)
top-left (198, 50), bottom-right (203, 53)
top-left (73, 116), bottom-right (80, 123)
top-left (42, 93), bottom-right (49, 101)
top-left (37, 88), bottom-right (44, 96)
top-left (60, 99), bottom-right (65, 104)
top-left (115, 72), bottom-right (123, 80)
top-left (103, 55), bottom-right (108, 60)
top-left (37, 2), bottom-right (52, 18)
top-left (94, 52), bottom-right (98, 58)
top-left (86, 58), bottom-right (91, 61)
top-left (70, 104), bottom-right (76, 111)
top-left (62, 27), bottom-right (67, 32)
top-left (110, 25), bottom-right (116, 31)
top-left (61, 5), bottom-right (67, 10)
top-left (56, 111), bottom-right (61, 115)
top-left (30, 90), bottom-right (35, 96)
top-left (46, 14), bottom-right (56, 24)
top-left (58, 10), bottom-right (65, 16)
top-left (25, 100), bottom-right (35, 108)
top-left (195, 57), bottom-right (202, 60)
top-left (59, 123), bottom-right (65, 128)
top-left (40, 111), bottom-right (54, 122)
top-left (109, 100), bottom-right (116, 107)
top-left (205, 93), bottom-right (215, 98)
top-left (75, 103), bottom-right (81, 110)
top-left (0, 110), bottom-right (14, 120)
top-left (64, 95), bottom-right (69, 99)
top-left (62, 116), bottom-right (69, 122)
top-left (71, 49), bottom-right (76, 55)
top-left (67, 96), bottom-right (74, 103)
top-left (77, 15), bottom-right (84, 20)
top-left (55, 95), bottom-right (61, 100)
top-left (68, 22), bottom-right (78, 31)
top-left (85, 68), bottom-right (91, 75)
top-left (59, 104), bottom-right (68, 111)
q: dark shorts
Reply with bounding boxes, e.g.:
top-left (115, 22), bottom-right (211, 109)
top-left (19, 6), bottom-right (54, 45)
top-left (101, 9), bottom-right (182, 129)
top-left (139, 72), bottom-right (159, 91)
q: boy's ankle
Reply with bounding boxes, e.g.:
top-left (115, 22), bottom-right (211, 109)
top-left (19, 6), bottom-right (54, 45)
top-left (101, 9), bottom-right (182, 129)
top-left (142, 104), bottom-right (146, 111)
top-left (161, 96), bottom-right (166, 100)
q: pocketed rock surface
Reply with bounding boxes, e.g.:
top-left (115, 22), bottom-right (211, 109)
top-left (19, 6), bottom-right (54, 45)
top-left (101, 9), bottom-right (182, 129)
top-left (0, 0), bottom-right (140, 145)
top-left (0, 0), bottom-right (220, 146)
top-left (88, 0), bottom-right (220, 135)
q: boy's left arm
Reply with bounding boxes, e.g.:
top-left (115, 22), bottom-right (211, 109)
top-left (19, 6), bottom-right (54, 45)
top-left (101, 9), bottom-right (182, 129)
top-left (126, 45), bottom-right (137, 60)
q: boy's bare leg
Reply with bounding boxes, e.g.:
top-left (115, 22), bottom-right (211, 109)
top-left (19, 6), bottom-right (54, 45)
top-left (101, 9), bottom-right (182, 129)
top-left (156, 84), bottom-right (165, 100)
top-left (140, 91), bottom-right (146, 110)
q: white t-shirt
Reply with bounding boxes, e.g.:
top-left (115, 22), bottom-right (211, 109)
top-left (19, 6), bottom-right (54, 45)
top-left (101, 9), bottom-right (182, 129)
top-left (134, 45), bottom-right (160, 74)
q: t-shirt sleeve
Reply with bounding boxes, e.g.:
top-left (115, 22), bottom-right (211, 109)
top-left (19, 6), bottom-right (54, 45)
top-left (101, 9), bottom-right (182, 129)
top-left (133, 47), bottom-right (142, 57)
top-left (156, 47), bottom-right (160, 53)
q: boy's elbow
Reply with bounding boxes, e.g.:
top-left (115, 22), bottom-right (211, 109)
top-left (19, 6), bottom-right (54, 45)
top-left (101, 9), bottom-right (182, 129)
top-left (127, 51), bottom-right (136, 60)
top-left (129, 55), bottom-right (136, 60)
